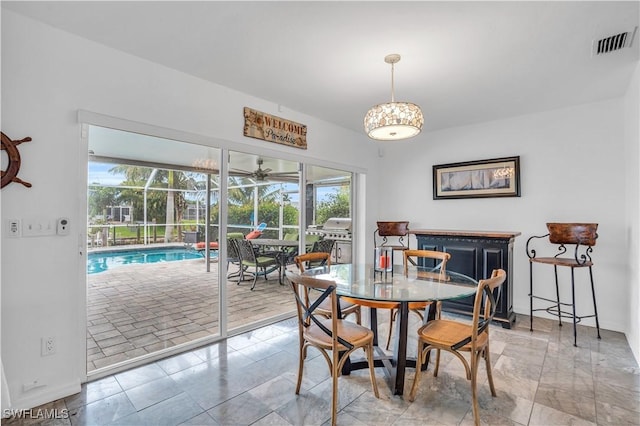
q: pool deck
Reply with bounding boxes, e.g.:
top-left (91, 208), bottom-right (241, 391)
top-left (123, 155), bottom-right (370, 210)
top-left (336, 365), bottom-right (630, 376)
top-left (87, 247), bottom-right (294, 372)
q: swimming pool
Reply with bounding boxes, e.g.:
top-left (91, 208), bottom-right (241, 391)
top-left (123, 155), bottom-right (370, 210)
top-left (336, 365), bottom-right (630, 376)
top-left (87, 247), bottom-right (218, 274)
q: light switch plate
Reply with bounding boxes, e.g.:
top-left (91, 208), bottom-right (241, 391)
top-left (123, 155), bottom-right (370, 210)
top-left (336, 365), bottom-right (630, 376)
top-left (22, 218), bottom-right (55, 237)
top-left (7, 219), bottom-right (21, 237)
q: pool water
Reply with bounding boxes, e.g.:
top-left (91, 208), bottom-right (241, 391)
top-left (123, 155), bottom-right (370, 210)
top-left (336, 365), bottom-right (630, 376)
top-left (87, 247), bottom-right (218, 274)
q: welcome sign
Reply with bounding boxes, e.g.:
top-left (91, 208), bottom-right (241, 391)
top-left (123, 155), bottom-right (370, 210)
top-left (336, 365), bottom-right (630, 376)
top-left (243, 107), bottom-right (307, 149)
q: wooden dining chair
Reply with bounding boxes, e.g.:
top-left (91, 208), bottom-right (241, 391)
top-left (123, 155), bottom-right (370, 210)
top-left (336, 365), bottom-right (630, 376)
top-left (408, 269), bottom-right (506, 426)
top-left (294, 253), bottom-right (361, 324)
top-left (286, 271), bottom-right (379, 426)
top-left (382, 249), bottom-right (451, 350)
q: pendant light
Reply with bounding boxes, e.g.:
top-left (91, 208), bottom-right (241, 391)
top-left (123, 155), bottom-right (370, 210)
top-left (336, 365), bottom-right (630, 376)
top-left (364, 54), bottom-right (424, 141)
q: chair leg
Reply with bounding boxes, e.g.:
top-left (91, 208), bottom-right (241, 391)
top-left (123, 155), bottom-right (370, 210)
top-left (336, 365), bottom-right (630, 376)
top-left (434, 348), bottom-right (441, 377)
top-left (385, 309), bottom-right (397, 350)
top-left (484, 345), bottom-right (496, 397)
top-left (470, 351), bottom-right (481, 426)
top-left (238, 266), bottom-right (244, 284)
top-left (589, 266), bottom-right (601, 339)
top-left (529, 261), bottom-right (534, 331)
top-left (554, 265), bottom-right (562, 327)
top-left (237, 264), bottom-right (254, 284)
top-left (409, 341), bottom-right (424, 402)
top-left (296, 343), bottom-right (305, 394)
top-left (571, 267), bottom-right (577, 346)
top-left (250, 268), bottom-right (258, 290)
top-left (331, 351), bottom-right (339, 426)
top-left (366, 344), bottom-right (379, 397)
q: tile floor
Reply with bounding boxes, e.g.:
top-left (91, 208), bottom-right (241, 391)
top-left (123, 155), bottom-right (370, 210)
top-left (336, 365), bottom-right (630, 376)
top-left (4, 312), bottom-right (639, 425)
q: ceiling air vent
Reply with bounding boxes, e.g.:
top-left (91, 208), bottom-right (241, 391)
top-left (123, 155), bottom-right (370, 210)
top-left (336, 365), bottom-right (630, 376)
top-left (592, 26), bottom-right (637, 56)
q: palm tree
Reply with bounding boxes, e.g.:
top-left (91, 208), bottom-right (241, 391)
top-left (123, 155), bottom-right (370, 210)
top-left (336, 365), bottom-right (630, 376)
top-left (227, 177), bottom-right (280, 205)
top-left (107, 164), bottom-right (189, 242)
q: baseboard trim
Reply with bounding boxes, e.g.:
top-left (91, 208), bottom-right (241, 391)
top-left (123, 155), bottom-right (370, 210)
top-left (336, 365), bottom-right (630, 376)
top-left (6, 380), bottom-right (81, 412)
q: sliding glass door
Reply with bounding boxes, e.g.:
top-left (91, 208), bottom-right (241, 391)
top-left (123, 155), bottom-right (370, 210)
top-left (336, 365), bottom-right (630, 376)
top-left (86, 125), bottom-right (221, 374)
top-left (225, 151), bottom-right (300, 330)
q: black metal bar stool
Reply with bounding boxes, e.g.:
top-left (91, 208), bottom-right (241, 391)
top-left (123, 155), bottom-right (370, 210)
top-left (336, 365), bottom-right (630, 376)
top-left (526, 223), bottom-right (601, 346)
top-left (373, 221), bottom-right (410, 268)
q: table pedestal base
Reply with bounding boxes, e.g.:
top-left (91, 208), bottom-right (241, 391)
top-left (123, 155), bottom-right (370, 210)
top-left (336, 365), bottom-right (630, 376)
top-left (342, 302), bottom-right (434, 395)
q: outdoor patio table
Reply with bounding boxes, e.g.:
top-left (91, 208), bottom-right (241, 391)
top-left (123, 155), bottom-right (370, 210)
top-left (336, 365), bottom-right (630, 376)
top-left (300, 263), bottom-right (478, 395)
top-left (250, 238), bottom-right (299, 284)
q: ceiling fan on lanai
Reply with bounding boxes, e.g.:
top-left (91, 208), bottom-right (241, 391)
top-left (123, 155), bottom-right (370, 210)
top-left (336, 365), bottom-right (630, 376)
top-left (230, 158), bottom-right (299, 182)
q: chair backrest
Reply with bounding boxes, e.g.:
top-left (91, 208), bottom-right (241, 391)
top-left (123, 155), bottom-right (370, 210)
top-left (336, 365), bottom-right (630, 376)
top-left (283, 232), bottom-right (298, 241)
top-left (305, 234), bottom-right (321, 245)
top-left (287, 271), bottom-right (353, 350)
top-left (375, 221), bottom-right (410, 249)
top-left (295, 252), bottom-right (331, 273)
top-left (377, 221), bottom-right (410, 237)
top-left (453, 269), bottom-right (506, 351)
top-left (547, 223), bottom-right (598, 246)
top-left (311, 239), bottom-right (335, 254)
top-left (236, 238), bottom-right (257, 263)
top-left (227, 237), bottom-right (241, 262)
top-left (403, 249), bottom-right (451, 278)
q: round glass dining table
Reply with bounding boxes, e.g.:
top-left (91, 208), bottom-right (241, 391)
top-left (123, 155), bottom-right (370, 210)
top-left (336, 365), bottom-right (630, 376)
top-left (301, 263), bottom-right (478, 395)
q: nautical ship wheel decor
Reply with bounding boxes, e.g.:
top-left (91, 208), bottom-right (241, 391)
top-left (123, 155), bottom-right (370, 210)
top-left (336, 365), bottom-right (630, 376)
top-left (1, 131), bottom-right (32, 189)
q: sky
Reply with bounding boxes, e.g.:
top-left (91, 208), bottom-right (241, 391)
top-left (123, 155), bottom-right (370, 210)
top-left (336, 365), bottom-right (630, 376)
top-left (88, 163), bottom-right (124, 186)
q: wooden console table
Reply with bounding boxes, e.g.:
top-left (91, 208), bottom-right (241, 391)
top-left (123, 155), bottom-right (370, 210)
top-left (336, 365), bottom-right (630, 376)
top-left (410, 229), bottom-right (520, 328)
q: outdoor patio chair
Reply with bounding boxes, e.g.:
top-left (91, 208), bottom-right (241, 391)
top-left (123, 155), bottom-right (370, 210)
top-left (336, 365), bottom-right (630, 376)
top-left (311, 238), bottom-right (335, 255)
top-left (305, 239), bottom-right (335, 269)
top-left (235, 239), bottom-right (279, 290)
top-left (281, 232), bottom-right (300, 266)
top-left (305, 234), bottom-right (321, 252)
top-left (226, 238), bottom-right (244, 281)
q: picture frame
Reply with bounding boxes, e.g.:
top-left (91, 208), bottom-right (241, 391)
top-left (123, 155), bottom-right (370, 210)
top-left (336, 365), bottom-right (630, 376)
top-left (433, 156), bottom-right (520, 200)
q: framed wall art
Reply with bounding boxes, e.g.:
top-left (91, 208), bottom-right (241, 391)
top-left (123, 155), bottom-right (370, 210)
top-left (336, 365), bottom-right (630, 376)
top-left (433, 156), bottom-right (520, 200)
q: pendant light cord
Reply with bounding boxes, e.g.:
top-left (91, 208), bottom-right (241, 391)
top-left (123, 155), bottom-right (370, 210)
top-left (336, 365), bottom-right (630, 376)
top-left (390, 62), bottom-right (395, 103)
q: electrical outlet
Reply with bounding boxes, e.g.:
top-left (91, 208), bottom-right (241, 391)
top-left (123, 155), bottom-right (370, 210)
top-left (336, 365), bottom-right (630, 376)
top-left (41, 336), bottom-right (56, 356)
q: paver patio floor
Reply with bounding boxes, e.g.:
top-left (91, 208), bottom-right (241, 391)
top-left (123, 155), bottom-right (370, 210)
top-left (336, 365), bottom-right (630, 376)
top-left (87, 257), bottom-right (293, 372)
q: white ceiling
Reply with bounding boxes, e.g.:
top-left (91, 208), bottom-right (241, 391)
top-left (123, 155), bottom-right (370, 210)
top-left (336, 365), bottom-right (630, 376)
top-left (3, 1), bottom-right (639, 135)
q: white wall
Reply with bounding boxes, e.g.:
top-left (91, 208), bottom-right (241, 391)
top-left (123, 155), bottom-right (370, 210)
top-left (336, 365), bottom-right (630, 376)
top-left (0, 11), bottom-right (380, 410)
top-left (624, 62), bottom-right (640, 363)
top-left (379, 98), bottom-right (629, 333)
